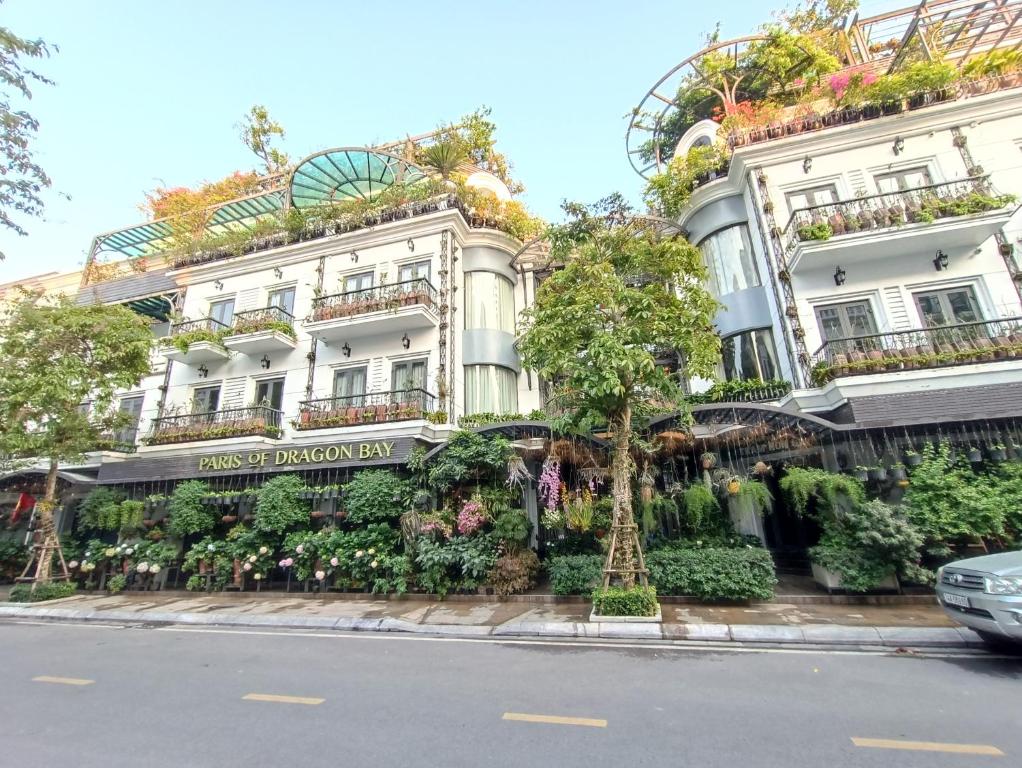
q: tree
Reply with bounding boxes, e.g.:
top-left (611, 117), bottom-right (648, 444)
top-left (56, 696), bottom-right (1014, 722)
top-left (0, 13), bottom-right (56, 259)
top-left (238, 104), bottom-right (289, 175)
top-left (518, 197), bottom-right (720, 591)
top-left (0, 292), bottom-right (153, 585)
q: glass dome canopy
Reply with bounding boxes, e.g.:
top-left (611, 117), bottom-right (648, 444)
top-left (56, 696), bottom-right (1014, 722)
top-left (288, 148), bottom-right (427, 209)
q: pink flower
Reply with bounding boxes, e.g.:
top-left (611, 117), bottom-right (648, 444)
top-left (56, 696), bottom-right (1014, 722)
top-left (243, 562), bottom-right (252, 572)
top-left (279, 558), bottom-right (294, 567)
top-left (315, 570), bottom-right (326, 581)
top-left (295, 544), bottom-right (305, 554)
top-left (330, 557), bottom-right (339, 567)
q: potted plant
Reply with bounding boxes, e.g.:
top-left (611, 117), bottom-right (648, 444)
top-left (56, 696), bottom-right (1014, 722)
top-left (868, 465), bottom-right (887, 482)
top-left (890, 463), bottom-right (908, 486)
top-left (967, 446), bottom-right (982, 463)
top-left (989, 444), bottom-right (1007, 462)
top-left (904, 449), bottom-right (922, 467)
top-left (700, 452), bottom-right (717, 470)
top-left (853, 466), bottom-right (869, 482)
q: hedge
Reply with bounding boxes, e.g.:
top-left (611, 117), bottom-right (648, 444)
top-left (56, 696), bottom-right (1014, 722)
top-left (547, 554), bottom-right (603, 595)
top-left (8, 581), bottom-right (77, 603)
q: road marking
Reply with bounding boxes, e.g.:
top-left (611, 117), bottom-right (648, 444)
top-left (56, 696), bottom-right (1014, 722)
top-left (852, 737), bottom-right (1004, 756)
top-left (243, 693), bottom-right (324, 706)
top-left (32, 676), bottom-right (94, 686)
top-left (503, 712), bottom-right (607, 728)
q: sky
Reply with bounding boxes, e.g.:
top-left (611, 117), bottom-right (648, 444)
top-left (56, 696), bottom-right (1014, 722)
top-left (0, 0), bottom-right (891, 279)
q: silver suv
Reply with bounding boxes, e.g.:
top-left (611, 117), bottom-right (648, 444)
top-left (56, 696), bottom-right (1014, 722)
top-left (936, 550), bottom-right (1022, 645)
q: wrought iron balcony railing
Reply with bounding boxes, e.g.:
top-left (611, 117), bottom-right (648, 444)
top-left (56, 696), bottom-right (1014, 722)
top-left (170, 317), bottom-right (230, 336)
top-left (228, 305), bottom-right (295, 336)
top-left (143, 405), bottom-right (283, 445)
top-left (783, 177), bottom-right (1013, 247)
top-left (309, 278), bottom-right (438, 322)
top-left (294, 388), bottom-right (435, 430)
top-left (810, 317), bottom-right (1022, 386)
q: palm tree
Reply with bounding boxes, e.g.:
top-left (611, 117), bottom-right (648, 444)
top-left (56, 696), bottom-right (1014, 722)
top-left (421, 138), bottom-right (468, 180)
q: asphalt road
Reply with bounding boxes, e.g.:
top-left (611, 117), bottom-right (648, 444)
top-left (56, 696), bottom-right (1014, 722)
top-left (1, 620), bottom-right (1019, 768)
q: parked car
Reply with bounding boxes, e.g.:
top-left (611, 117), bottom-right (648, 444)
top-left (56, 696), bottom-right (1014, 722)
top-left (936, 550), bottom-right (1022, 646)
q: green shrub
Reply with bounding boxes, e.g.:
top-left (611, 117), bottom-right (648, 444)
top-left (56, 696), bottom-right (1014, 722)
top-left (343, 470), bottom-right (409, 524)
top-left (591, 585), bottom-right (658, 617)
top-left (492, 509), bottom-right (531, 549)
top-left (168, 480), bottom-right (217, 537)
top-left (77, 487), bottom-right (125, 530)
top-left (645, 547), bottom-right (777, 600)
top-left (547, 554), bottom-right (603, 595)
top-left (0, 540), bottom-right (28, 581)
top-left (254, 474), bottom-right (310, 534)
top-left (8, 581), bottom-right (77, 603)
top-left (107, 574), bottom-right (127, 594)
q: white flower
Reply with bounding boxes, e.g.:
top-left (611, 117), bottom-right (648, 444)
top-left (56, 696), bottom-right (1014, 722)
top-left (84, 551), bottom-right (92, 558)
top-left (243, 562), bottom-right (252, 571)
top-left (367, 548), bottom-right (376, 555)
top-left (330, 557), bottom-right (339, 567)
top-left (295, 544), bottom-right (305, 554)
top-left (137, 562), bottom-right (150, 573)
top-left (248, 555), bottom-right (257, 563)
top-left (315, 570), bottom-right (326, 581)
top-left (207, 544), bottom-right (216, 552)
top-left (355, 550), bottom-right (364, 558)
top-left (125, 548), bottom-right (135, 556)
top-left (150, 564), bottom-right (161, 574)
top-left (68, 560), bottom-right (79, 569)
top-left (253, 573), bottom-right (262, 580)
top-left (370, 560), bottom-right (378, 569)
top-left (258, 546), bottom-right (268, 555)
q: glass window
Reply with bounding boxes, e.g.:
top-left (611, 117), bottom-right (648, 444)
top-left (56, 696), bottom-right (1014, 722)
top-left (333, 367), bottom-right (367, 406)
top-left (268, 287), bottom-right (296, 315)
top-left (254, 378), bottom-right (285, 411)
top-left (209, 299), bottom-right (234, 326)
top-left (392, 359), bottom-right (427, 392)
top-left (192, 386), bottom-right (220, 414)
top-left (464, 365), bottom-right (518, 413)
top-left (786, 184), bottom-right (839, 214)
top-left (344, 272), bottom-right (374, 293)
top-left (913, 286), bottom-right (982, 327)
top-left (720, 329), bottom-right (780, 382)
top-left (465, 272), bottom-right (515, 333)
top-left (698, 224), bottom-right (760, 296)
top-left (814, 301), bottom-right (878, 341)
top-left (875, 167), bottom-right (932, 193)
top-left (398, 260), bottom-right (431, 284)
top-left (114, 396), bottom-right (143, 446)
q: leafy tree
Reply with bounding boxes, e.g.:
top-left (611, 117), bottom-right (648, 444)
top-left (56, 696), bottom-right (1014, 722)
top-left (518, 197), bottom-right (720, 589)
top-left (0, 12), bottom-right (57, 259)
top-left (0, 292), bottom-right (153, 584)
top-left (238, 104), bottom-right (289, 175)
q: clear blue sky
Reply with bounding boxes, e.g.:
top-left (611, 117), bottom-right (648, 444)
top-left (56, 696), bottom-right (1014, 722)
top-left (2, 0), bottom-right (778, 278)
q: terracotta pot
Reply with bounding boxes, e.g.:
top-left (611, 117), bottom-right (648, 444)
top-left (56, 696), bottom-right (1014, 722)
top-left (233, 558), bottom-right (242, 587)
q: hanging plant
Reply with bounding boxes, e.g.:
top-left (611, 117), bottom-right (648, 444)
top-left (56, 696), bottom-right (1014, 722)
top-left (700, 451), bottom-right (717, 470)
top-left (168, 481), bottom-right (217, 537)
top-left (506, 454), bottom-right (533, 491)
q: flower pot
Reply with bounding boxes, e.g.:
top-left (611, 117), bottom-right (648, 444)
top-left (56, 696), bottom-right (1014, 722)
top-left (968, 448), bottom-right (982, 463)
top-left (812, 563), bottom-right (898, 593)
top-left (868, 467), bottom-right (887, 482)
top-left (905, 452), bottom-right (922, 467)
top-left (891, 466), bottom-right (907, 482)
top-left (990, 448), bottom-right (1007, 462)
top-left (232, 558), bottom-right (242, 587)
top-left (221, 514), bottom-right (237, 524)
top-left (853, 469), bottom-right (869, 482)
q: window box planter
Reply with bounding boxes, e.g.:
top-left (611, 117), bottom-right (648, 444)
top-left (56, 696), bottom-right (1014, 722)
top-left (967, 447), bottom-right (983, 463)
top-left (811, 563), bottom-right (898, 594)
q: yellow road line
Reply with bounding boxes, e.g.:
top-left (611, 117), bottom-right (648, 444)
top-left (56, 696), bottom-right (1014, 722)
top-left (32, 676), bottom-right (94, 686)
top-left (503, 712), bottom-right (607, 728)
top-left (242, 693), bottom-right (324, 706)
top-left (852, 737), bottom-right (1004, 756)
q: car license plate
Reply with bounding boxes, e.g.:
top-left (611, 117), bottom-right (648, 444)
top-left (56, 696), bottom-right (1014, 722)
top-left (943, 593), bottom-right (970, 608)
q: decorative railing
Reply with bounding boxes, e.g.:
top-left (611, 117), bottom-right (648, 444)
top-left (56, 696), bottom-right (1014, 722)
top-left (810, 317), bottom-right (1022, 386)
top-left (294, 389), bottom-right (435, 430)
top-left (170, 317), bottom-right (229, 336)
top-left (309, 278), bottom-right (437, 322)
top-left (688, 380), bottom-right (792, 404)
top-left (143, 406), bottom-right (283, 445)
top-left (783, 177), bottom-right (1013, 247)
top-left (228, 306), bottom-right (295, 337)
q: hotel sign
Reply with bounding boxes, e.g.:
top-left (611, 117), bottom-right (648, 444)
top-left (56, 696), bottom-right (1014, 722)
top-left (198, 441), bottom-right (396, 472)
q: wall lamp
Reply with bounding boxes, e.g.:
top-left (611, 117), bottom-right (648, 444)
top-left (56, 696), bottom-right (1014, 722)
top-left (213, 280), bottom-right (224, 291)
top-left (197, 364), bottom-right (209, 379)
top-left (833, 266), bottom-right (846, 286)
top-left (934, 250), bottom-right (949, 271)
top-left (350, 251), bottom-right (359, 263)
top-left (893, 136), bottom-right (905, 155)
top-left (273, 267), bottom-right (283, 279)
top-left (341, 343), bottom-right (352, 358)
top-left (401, 333), bottom-right (411, 349)
top-left (802, 156), bottom-right (813, 174)
top-left (407, 238), bottom-right (415, 252)
top-left (260, 355), bottom-right (271, 369)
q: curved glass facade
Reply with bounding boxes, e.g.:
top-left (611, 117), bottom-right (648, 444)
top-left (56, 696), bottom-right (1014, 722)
top-left (464, 364), bottom-right (518, 413)
top-left (465, 272), bottom-right (515, 333)
top-left (721, 328), bottom-right (779, 382)
top-left (699, 224), bottom-right (760, 297)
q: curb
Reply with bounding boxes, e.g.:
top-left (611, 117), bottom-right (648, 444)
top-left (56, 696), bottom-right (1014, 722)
top-left (0, 605), bottom-right (982, 648)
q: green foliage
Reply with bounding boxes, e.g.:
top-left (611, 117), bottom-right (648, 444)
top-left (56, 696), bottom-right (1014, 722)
top-left (342, 470), bottom-right (409, 524)
top-left (780, 467), bottom-right (864, 518)
top-left (423, 430), bottom-right (513, 491)
top-left (413, 535), bottom-right (500, 597)
top-left (591, 585), bottom-right (658, 617)
top-left (77, 488), bottom-right (125, 531)
top-left (687, 378), bottom-right (792, 404)
top-left (645, 547), bottom-right (777, 600)
top-left (239, 104), bottom-right (289, 174)
top-left (160, 327), bottom-right (227, 354)
top-left (488, 549), bottom-right (540, 596)
top-left (644, 144), bottom-right (729, 218)
top-left (458, 411), bottom-right (546, 428)
top-left (8, 581), bottom-right (76, 602)
top-left (547, 554), bottom-right (604, 595)
top-left (796, 222), bottom-right (833, 241)
top-left (254, 474), bottom-right (310, 534)
top-left (168, 480), bottom-right (218, 537)
top-left (0, 539), bottom-right (28, 580)
top-left (492, 509), bottom-right (531, 551)
top-left (737, 480), bottom-right (773, 516)
top-left (106, 574), bottom-right (127, 594)
top-left (962, 48), bottom-right (1022, 78)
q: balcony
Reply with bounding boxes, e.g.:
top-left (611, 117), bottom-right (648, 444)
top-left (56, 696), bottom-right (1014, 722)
top-left (222, 306), bottom-right (297, 355)
top-left (143, 406), bottom-right (283, 446)
top-left (782, 178), bottom-right (1017, 271)
top-left (160, 318), bottom-right (231, 365)
top-left (294, 388), bottom-right (435, 431)
top-left (810, 317), bottom-right (1022, 386)
top-left (304, 278), bottom-right (439, 343)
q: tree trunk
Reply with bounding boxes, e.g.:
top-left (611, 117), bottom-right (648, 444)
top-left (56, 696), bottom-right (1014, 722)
top-left (603, 404), bottom-right (647, 590)
top-left (31, 458), bottom-right (62, 586)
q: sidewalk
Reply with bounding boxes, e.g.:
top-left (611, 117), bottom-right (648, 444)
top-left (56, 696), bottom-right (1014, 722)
top-left (0, 590), bottom-right (983, 649)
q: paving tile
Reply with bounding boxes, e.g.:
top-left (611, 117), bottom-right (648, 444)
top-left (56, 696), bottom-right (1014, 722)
top-left (730, 624), bottom-right (805, 643)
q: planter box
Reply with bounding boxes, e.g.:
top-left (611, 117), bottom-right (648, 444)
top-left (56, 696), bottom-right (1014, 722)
top-left (589, 605), bottom-right (662, 623)
top-left (811, 563), bottom-right (898, 593)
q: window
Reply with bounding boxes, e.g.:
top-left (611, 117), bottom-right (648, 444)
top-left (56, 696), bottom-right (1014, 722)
top-left (465, 272), bottom-right (515, 333)
top-left (254, 378), bottom-right (285, 411)
top-left (786, 184), bottom-right (839, 214)
top-left (875, 166), bottom-right (932, 193)
top-left (814, 300), bottom-right (878, 341)
top-left (268, 287), bottom-right (296, 316)
top-left (392, 359), bottom-right (427, 392)
top-left (114, 396), bottom-right (144, 446)
top-left (398, 260), bottom-right (431, 284)
top-left (209, 299), bottom-right (235, 327)
top-left (464, 365), bottom-right (518, 413)
top-left (343, 272), bottom-right (374, 293)
top-left (333, 367), bottom-right (367, 406)
top-left (192, 386), bottom-right (220, 414)
top-left (720, 329), bottom-right (779, 382)
top-left (913, 286), bottom-right (982, 327)
top-left (698, 224), bottom-right (760, 296)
